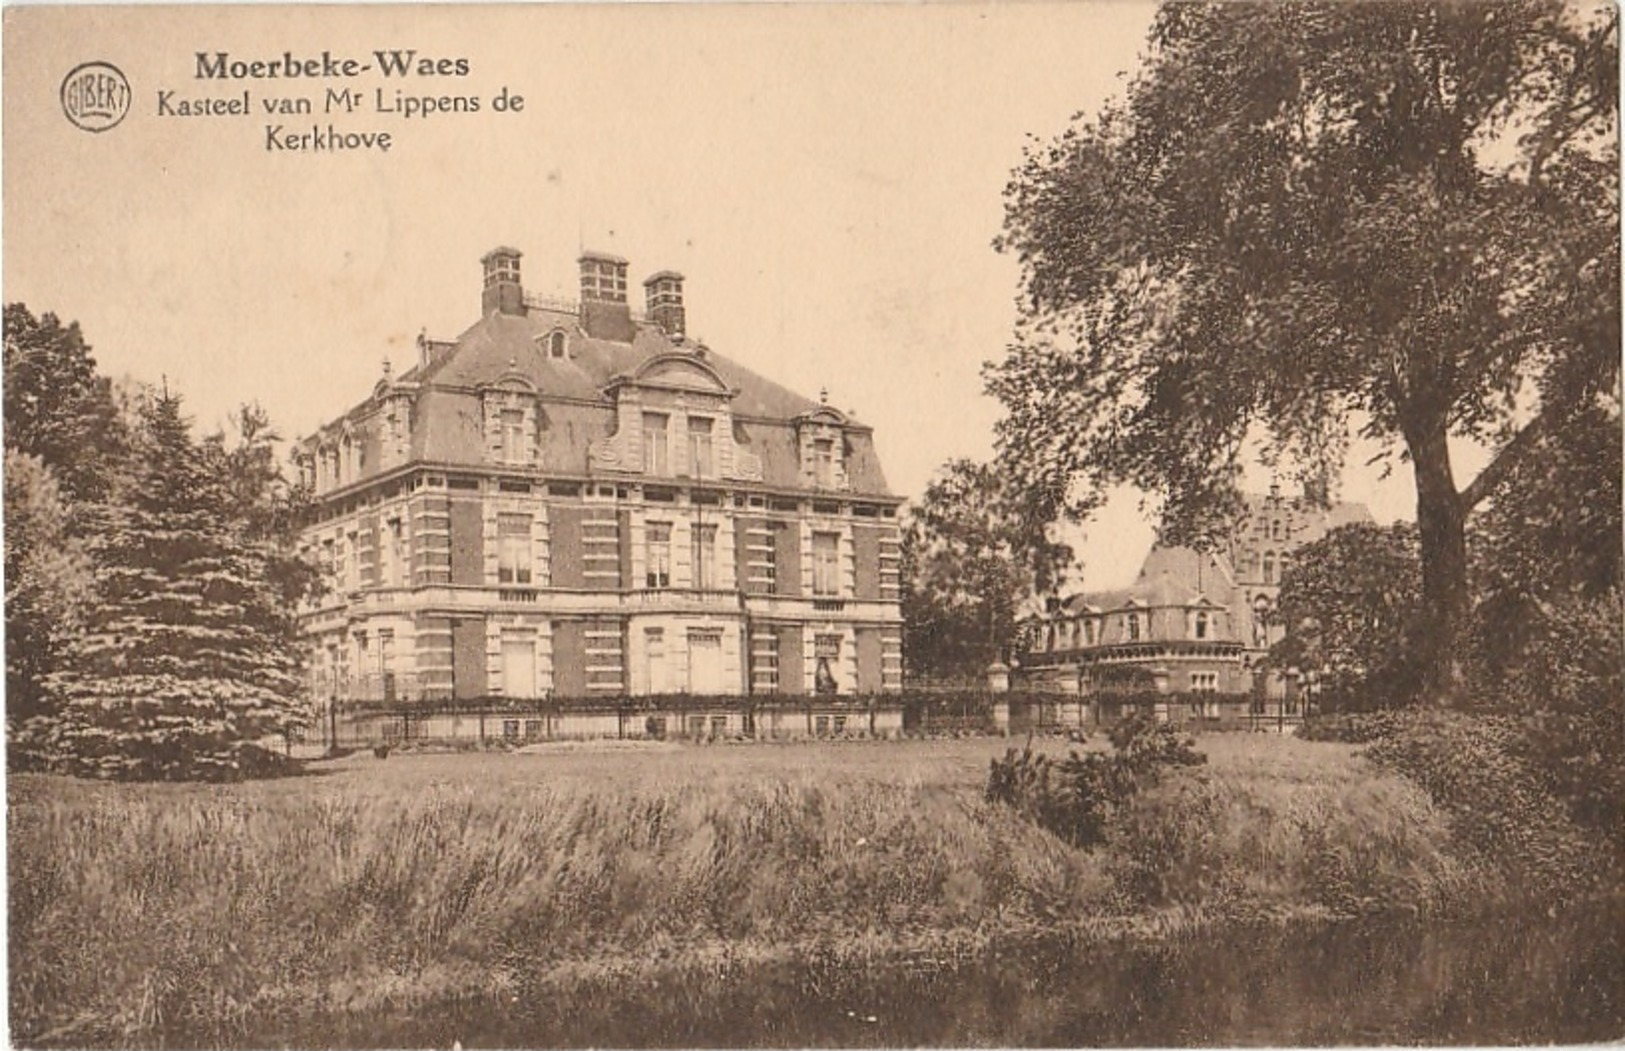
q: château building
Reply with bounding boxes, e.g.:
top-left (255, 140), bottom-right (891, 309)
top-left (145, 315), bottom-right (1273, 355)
top-left (1017, 486), bottom-right (1372, 722)
top-left (295, 244), bottom-right (903, 740)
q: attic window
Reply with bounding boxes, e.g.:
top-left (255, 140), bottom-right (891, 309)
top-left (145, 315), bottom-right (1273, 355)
top-left (548, 331), bottom-right (566, 359)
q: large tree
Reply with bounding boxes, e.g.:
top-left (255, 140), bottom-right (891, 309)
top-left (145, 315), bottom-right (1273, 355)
top-left (987, 2), bottom-right (1618, 702)
top-left (4, 450), bottom-right (96, 727)
top-left (1272, 522), bottom-right (1426, 709)
top-left (902, 458), bottom-right (1073, 683)
top-left (35, 391), bottom-right (310, 780)
top-left (3, 304), bottom-right (126, 503)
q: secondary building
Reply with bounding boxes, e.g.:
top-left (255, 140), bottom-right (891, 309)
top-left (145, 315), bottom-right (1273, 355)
top-left (1016, 485), bottom-right (1372, 727)
top-left (295, 244), bottom-right (904, 740)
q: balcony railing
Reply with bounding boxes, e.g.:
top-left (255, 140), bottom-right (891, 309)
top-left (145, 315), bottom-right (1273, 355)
top-left (628, 587), bottom-right (740, 608)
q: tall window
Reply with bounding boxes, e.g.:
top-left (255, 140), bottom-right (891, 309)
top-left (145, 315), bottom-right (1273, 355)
top-left (502, 631), bottom-right (536, 698)
top-left (1262, 550), bottom-right (1277, 584)
top-left (691, 523), bottom-right (718, 589)
top-left (498, 513), bottom-right (532, 584)
top-left (813, 438), bottom-right (835, 488)
top-left (1126, 611), bottom-right (1141, 641)
top-left (687, 416), bottom-right (714, 478)
top-left (344, 531), bottom-right (359, 591)
top-left (815, 634), bottom-right (842, 694)
top-left (384, 518), bottom-right (405, 587)
top-left (812, 532), bottom-right (841, 596)
top-left (500, 408), bottom-right (525, 462)
top-left (1194, 610), bottom-right (1210, 640)
top-left (548, 330), bottom-right (566, 358)
top-left (643, 413), bottom-right (669, 474)
top-left (379, 630), bottom-right (396, 701)
top-left (646, 522), bottom-right (672, 588)
top-left (645, 627), bottom-right (667, 694)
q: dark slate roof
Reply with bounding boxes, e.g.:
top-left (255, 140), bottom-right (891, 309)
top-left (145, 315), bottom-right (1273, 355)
top-left (401, 309), bottom-right (829, 423)
top-left (353, 306), bottom-right (892, 496)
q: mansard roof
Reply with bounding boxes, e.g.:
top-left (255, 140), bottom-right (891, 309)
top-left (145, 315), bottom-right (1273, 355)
top-left (400, 309), bottom-right (834, 423)
top-left (314, 302), bottom-right (893, 496)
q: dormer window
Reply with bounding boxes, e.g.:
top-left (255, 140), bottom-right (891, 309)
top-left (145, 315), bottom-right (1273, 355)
top-left (1126, 611), bottom-right (1141, 641)
top-left (643, 413), bottom-right (670, 474)
top-left (500, 409), bottom-right (525, 461)
top-left (1194, 610), bottom-right (1210, 640)
top-left (548, 331), bottom-right (566, 359)
top-left (687, 416), bottom-right (714, 478)
top-left (814, 438), bottom-right (835, 488)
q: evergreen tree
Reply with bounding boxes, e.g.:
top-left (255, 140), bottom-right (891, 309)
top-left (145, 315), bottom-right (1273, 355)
top-left (37, 391), bottom-right (308, 780)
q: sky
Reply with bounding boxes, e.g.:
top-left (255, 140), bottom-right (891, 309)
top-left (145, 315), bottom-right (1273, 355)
top-left (4, 3), bottom-right (1483, 590)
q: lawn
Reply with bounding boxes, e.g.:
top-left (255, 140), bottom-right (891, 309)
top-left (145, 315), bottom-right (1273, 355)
top-left (13, 731), bottom-right (1467, 1049)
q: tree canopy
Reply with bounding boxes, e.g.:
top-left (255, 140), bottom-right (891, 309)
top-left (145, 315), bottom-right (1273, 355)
top-left (987, 1), bottom-right (1619, 700)
top-left (901, 458), bottom-right (1073, 683)
top-left (1272, 522), bottom-right (1426, 709)
top-left (6, 304), bottom-right (319, 780)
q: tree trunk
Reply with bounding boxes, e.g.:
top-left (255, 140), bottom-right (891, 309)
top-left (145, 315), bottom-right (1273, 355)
top-left (1406, 416), bottom-right (1471, 705)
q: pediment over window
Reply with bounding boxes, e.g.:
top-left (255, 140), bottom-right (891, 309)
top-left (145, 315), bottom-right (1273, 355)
top-left (479, 366), bottom-right (538, 396)
top-left (794, 405), bottom-right (848, 427)
top-left (608, 353), bottom-right (736, 398)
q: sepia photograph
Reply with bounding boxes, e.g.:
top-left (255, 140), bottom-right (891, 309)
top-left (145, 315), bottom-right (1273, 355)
top-left (3, 2), bottom-right (1621, 1046)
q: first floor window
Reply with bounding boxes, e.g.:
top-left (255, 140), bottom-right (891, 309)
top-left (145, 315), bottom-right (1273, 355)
top-left (812, 532), bottom-right (841, 596)
top-left (646, 522), bottom-right (672, 588)
top-left (498, 513), bottom-right (532, 584)
top-left (692, 523), bottom-right (718, 589)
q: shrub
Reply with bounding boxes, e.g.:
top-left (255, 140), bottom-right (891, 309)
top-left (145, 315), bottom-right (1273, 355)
top-left (1364, 710), bottom-right (1598, 896)
top-left (1297, 709), bottom-right (1408, 744)
top-left (986, 713), bottom-right (1205, 848)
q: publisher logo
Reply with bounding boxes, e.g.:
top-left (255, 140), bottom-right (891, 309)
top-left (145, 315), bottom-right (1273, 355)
top-left (60, 61), bottom-right (131, 133)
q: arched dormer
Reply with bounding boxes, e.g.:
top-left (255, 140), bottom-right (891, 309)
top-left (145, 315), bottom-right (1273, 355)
top-left (794, 406), bottom-right (850, 491)
top-left (611, 351), bottom-right (737, 398)
top-left (371, 375), bottom-right (417, 471)
top-left (480, 364), bottom-right (542, 467)
top-left (590, 351), bottom-right (761, 480)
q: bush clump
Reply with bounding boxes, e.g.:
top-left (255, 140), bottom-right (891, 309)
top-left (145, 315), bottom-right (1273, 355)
top-left (1297, 709), bottom-right (1408, 744)
top-left (985, 711), bottom-right (1206, 848)
top-left (1364, 709), bottom-right (1600, 897)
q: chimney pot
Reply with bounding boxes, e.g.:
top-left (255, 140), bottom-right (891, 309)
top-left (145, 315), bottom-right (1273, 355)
top-left (481, 247), bottom-right (524, 317)
top-left (579, 250), bottom-right (635, 342)
top-left (643, 270), bottom-right (686, 339)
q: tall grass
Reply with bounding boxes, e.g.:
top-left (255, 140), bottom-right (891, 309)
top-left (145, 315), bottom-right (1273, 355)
top-left (8, 737), bottom-right (1484, 1048)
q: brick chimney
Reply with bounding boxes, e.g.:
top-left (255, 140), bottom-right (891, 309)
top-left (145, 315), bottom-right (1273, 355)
top-left (481, 247), bottom-right (525, 316)
top-left (643, 271), bottom-right (686, 340)
top-left (578, 250), bottom-right (635, 342)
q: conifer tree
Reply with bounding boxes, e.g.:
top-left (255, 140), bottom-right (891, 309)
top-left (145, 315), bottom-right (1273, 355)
top-left (38, 390), bottom-right (308, 780)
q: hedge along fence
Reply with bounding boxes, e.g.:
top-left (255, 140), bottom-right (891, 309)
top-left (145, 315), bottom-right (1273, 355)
top-left (318, 689), bottom-right (1277, 748)
top-left (321, 691), bottom-right (1028, 746)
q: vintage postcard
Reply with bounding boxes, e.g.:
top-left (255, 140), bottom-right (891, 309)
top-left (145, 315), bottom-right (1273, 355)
top-left (5, 3), bottom-right (1620, 1048)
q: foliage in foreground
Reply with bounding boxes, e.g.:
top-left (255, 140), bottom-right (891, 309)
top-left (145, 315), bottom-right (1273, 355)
top-left (985, 711), bottom-right (1206, 848)
top-left (11, 740), bottom-right (1484, 1048)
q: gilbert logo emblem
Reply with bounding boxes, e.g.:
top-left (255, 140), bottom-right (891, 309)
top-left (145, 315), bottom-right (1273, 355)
top-left (60, 61), bottom-right (131, 133)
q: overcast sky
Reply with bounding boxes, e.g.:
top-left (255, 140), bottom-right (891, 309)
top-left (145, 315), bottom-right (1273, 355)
top-left (5, 3), bottom-right (1480, 589)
